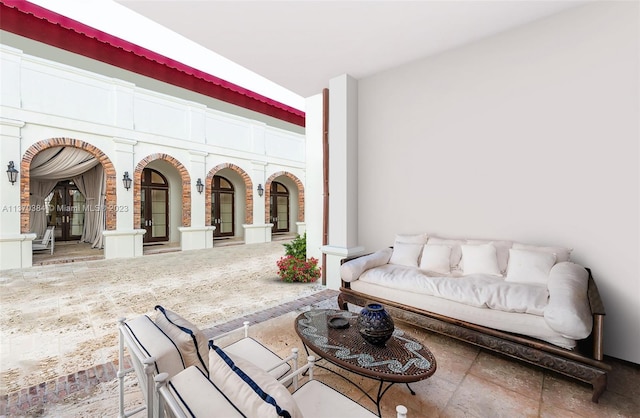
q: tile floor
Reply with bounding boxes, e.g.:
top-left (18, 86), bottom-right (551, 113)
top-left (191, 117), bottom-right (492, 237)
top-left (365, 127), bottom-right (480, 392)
top-left (245, 298), bottom-right (639, 418)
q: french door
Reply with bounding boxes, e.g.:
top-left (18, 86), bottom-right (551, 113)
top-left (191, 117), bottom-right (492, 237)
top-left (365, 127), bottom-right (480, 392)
top-left (47, 180), bottom-right (85, 241)
top-left (270, 181), bottom-right (289, 233)
top-left (141, 168), bottom-right (169, 243)
top-left (211, 175), bottom-right (234, 238)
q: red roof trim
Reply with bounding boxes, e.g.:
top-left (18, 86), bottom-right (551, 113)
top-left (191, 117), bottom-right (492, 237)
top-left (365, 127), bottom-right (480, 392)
top-left (0, 0), bottom-right (305, 126)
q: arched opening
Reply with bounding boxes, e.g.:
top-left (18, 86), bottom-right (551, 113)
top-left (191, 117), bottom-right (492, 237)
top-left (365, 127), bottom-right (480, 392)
top-left (264, 172), bottom-right (304, 237)
top-left (134, 153), bottom-right (191, 234)
top-left (20, 139), bottom-right (117, 258)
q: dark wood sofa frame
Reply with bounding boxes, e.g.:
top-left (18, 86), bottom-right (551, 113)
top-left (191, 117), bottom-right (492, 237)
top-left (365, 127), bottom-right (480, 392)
top-left (338, 256), bottom-right (610, 403)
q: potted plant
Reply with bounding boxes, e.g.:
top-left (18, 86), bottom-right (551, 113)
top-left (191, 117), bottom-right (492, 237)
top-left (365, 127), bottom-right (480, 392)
top-left (276, 233), bottom-right (321, 283)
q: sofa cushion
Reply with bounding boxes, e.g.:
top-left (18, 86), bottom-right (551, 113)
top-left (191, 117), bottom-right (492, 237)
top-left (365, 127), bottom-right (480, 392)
top-left (341, 248), bottom-right (392, 282)
top-left (389, 242), bottom-right (423, 268)
top-left (512, 242), bottom-right (572, 263)
top-left (419, 245), bottom-right (452, 274)
top-left (506, 249), bottom-right (557, 285)
top-left (154, 306), bottom-right (209, 376)
top-left (208, 343), bottom-right (302, 418)
top-left (461, 244), bottom-right (502, 276)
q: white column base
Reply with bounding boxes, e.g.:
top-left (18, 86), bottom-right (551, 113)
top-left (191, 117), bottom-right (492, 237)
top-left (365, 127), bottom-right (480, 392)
top-left (243, 224), bottom-right (274, 244)
top-left (0, 233), bottom-right (37, 270)
top-left (103, 229), bottom-right (146, 259)
top-left (295, 222), bottom-right (306, 236)
top-left (179, 226), bottom-right (216, 251)
top-left (321, 245), bottom-right (365, 290)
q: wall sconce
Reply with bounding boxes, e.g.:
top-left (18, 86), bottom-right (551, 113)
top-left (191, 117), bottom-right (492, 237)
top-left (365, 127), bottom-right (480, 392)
top-left (196, 178), bottom-right (204, 194)
top-left (122, 171), bottom-right (132, 190)
top-left (257, 183), bottom-right (264, 197)
top-left (6, 161), bottom-right (18, 185)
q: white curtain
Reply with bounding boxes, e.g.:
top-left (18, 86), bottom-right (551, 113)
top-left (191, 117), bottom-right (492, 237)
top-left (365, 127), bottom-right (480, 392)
top-left (73, 165), bottom-right (106, 249)
top-left (29, 179), bottom-right (58, 238)
top-left (30, 147), bottom-right (99, 179)
top-left (30, 147), bottom-right (106, 248)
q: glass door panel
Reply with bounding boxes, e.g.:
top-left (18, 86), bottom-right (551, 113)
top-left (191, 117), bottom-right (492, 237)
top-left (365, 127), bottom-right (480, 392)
top-left (219, 192), bottom-right (233, 234)
top-left (212, 175), bottom-right (234, 238)
top-left (69, 190), bottom-right (85, 238)
top-left (151, 189), bottom-right (167, 238)
top-left (276, 196), bottom-right (288, 231)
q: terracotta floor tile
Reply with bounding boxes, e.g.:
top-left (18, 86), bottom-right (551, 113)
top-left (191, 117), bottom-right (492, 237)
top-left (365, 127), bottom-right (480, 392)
top-left (468, 351), bottom-right (544, 401)
top-left (542, 373), bottom-right (639, 418)
top-left (446, 373), bottom-right (539, 418)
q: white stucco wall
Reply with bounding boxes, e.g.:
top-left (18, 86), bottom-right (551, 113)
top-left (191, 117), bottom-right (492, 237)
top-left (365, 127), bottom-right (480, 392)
top-left (356, 2), bottom-right (639, 363)
top-left (0, 43), bottom-right (306, 267)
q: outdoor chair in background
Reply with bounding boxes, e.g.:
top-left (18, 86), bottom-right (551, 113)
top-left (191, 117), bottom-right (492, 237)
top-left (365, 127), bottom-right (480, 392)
top-left (32, 225), bottom-right (55, 255)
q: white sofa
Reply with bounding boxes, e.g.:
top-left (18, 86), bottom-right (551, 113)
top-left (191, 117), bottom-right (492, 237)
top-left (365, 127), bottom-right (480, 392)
top-left (117, 305), bottom-right (408, 418)
top-left (338, 233), bottom-right (610, 402)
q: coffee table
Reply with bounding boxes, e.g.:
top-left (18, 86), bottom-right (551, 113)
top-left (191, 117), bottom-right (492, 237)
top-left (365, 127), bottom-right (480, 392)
top-left (295, 309), bottom-right (437, 417)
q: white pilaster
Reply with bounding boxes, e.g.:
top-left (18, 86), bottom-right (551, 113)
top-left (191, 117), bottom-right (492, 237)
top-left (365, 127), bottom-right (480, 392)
top-left (304, 93), bottom-right (324, 262)
top-left (321, 74), bottom-right (365, 290)
top-left (0, 118), bottom-right (32, 270)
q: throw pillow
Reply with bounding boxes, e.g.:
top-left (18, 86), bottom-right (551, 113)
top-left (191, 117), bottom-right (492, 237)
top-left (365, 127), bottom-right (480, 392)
top-left (506, 249), bottom-right (557, 285)
top-left (389, 242), bottom-right (423, 268)
top-left (208, 342), bottom-right (303, 418)
top-left (154, 305), bottom-right (209, 376)
top-left (419, 245), bottom-right (452, 274)
top-left (466, 239), bottom-right (512, 274)
top-left (425, 237), bottom-right (466, 269)
top-left (460, 243), bottom-right (502, 276)
top-left (512, 242), bottom-right (572, 263)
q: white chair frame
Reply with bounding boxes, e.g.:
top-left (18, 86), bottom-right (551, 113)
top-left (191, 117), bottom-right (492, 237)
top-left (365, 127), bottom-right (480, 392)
top-left (32, 225), bottom-right (55, 255)
top-left (117, 318), bottom-right (297, 418)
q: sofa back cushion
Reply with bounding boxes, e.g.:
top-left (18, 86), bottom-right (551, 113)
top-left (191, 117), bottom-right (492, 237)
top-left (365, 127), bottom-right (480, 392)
top-left (154, 306), bottom-right (209, 376)
top-left (208, 343), bottom-right (302, 418)
top-left (512, 242), bottom-right (572, 263)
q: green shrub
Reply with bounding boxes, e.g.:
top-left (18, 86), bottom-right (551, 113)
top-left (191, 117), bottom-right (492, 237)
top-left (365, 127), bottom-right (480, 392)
top-left (283, 233), bottom-right (307, 260)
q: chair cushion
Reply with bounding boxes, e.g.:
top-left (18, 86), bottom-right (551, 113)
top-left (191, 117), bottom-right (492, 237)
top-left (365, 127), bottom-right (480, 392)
top-left (223, 337), bottom-right (290, 379)
top-left (154, 305), bottom-right (209, 375)
top-left (292, 380), bottom-right (377, 418)
top-left (208, 342), bottom-right (303, 418)
top-left (167, 366), bottom-right (243, 417)
top-left (123, 315), bottom-right (185, 379)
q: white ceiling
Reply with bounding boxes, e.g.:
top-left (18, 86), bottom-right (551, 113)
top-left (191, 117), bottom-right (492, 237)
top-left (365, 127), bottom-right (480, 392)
top-left (117, 1), bottom-right (587, 100)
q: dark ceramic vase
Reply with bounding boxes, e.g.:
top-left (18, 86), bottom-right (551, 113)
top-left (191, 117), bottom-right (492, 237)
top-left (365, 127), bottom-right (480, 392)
top-left (357, 303), bottom-right (395, 346)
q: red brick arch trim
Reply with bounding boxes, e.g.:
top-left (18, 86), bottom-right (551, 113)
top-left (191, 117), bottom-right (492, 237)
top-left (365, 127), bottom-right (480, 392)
top-left (206, 164), bottom-right (254, 225)
top-left (20, 138), bottom-right (117, 233)
top-left (134, 154), bottom-right (191, 228)
top-left (265, 172), bottom-right (305, 224)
